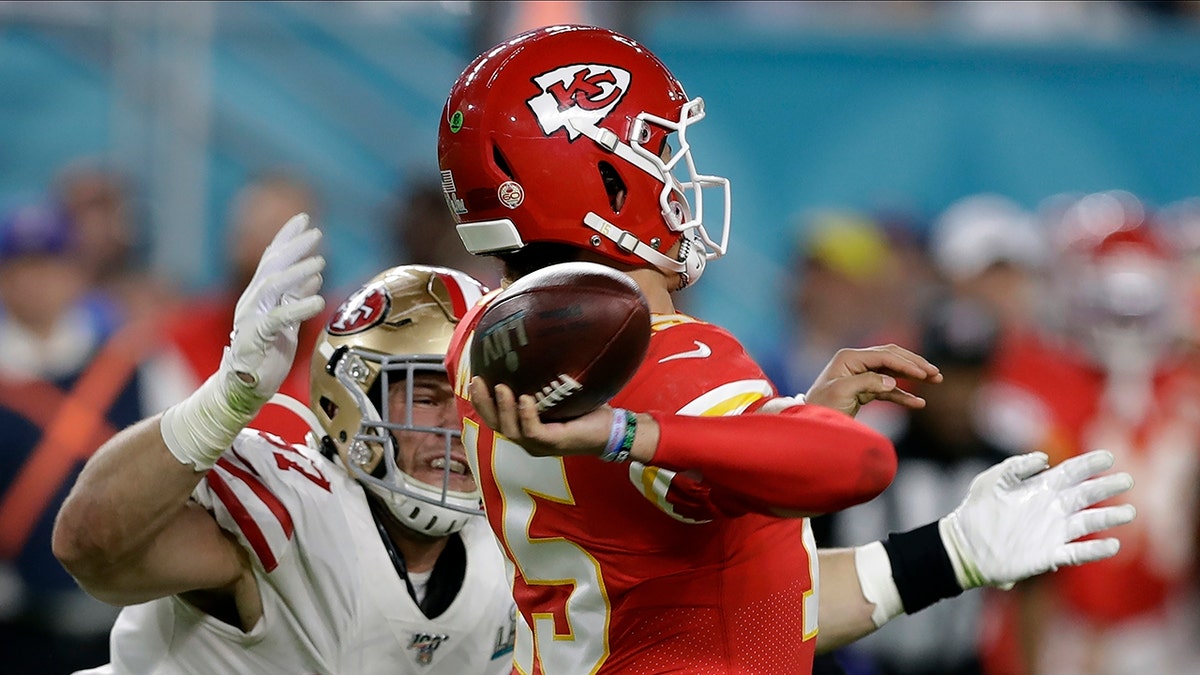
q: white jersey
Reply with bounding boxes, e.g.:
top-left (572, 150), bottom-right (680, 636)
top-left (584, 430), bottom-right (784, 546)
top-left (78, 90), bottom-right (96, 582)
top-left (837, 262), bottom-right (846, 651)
top-left (79, 429), bottom-right (516, 675)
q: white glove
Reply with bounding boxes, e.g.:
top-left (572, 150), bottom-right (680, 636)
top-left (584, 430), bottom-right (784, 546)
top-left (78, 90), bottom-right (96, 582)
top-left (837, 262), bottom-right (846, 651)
top-left (940, 449), bottom-right (1136, 590)
top-left (161, 213), bottom-right (326, 470)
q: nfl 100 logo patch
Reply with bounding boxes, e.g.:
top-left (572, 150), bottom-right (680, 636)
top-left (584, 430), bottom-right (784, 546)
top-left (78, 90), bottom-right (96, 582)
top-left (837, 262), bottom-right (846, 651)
top-left (408, 632), bottom-right (450, 665)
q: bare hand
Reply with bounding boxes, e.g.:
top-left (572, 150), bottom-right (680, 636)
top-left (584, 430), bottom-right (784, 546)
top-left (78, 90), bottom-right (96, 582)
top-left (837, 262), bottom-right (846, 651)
top-left (805, 344), bottom-right (942, 417)
top-left (468, 377), bottom-right (614, 457)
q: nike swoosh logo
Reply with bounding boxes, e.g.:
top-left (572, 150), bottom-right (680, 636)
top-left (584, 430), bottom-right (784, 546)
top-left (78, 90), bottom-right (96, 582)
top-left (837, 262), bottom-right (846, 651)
top-left (657, 340), bottom-right (712, 363)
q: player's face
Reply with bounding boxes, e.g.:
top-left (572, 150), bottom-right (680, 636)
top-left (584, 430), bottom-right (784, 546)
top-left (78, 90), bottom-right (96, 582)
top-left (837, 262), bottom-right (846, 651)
top-left (387, 373), bottom-right (476, 494)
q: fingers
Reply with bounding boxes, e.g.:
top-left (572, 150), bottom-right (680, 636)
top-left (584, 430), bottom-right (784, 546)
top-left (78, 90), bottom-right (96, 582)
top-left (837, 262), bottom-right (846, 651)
top-left (289, 268), bottom-right (323, 301)
top-left (467, 379), bottom-right (542, 442)
top-left (810, 372), bottom-right (924, 414)
top-left (993, 452), bottom-right (1050, 489)
top-left (867, 385), bottom-right (927, 410)
top-left (1065, 504), bottom-right (1137, 541)
top-left (837, 344), bottom-right (942, 382)
top-left (266, 225), bottom-right (323, 267)
top-left (809, 344), bottom-right (942, 415)
top-left (255, 216), bottom-right (321, 282)
top-left (468, 377), bottom-right (500, 429)
top-left (255, 254), bottom-right (326, 322)
top-left (1063, 471), bottom-right (1134, 512)
top-left (270, 255), bottom-right (325, 295)
top-left (492, 383), bottom-right (523, 439)
top-left (1053, 537), bottom-right (1121, 568)
top-left (1044, 449), bottom-right (1116, 489)
top-left (272, 294), bottom-right (326, 326)
top-left (273, 212), bottom-right (310, 244)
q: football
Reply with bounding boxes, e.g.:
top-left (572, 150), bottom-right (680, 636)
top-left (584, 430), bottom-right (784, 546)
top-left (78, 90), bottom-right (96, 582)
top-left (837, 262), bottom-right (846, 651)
top-left (469, 261), bottom-right (651, 421)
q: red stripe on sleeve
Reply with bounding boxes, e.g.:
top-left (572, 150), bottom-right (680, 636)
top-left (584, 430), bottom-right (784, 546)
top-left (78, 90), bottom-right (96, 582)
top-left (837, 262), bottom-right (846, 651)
top-left (229, 447), bottom-right (263, 477)
top-left (216, 457), bottom-right (295, 539)
top-left (206, 469), bottom-right (280, 572)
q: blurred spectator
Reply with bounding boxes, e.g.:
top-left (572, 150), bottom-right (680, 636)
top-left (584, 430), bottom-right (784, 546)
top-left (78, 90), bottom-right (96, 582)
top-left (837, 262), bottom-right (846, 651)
top-left (0, 201), bottom-right (179, 673)
top-left (981, 191), bottom-right (1200, 675)
top-left (53, 159), bottom-right (180, 327)
top-left (928, 194), bottom-right (1058, 456)
top-left (155, 171), bottom-right (329, 443)
top-left (1158, 196), bottom-right (1200, 354)
top-left (766, 211), bottom-right (905, 397)
top-left (929, 194), bottom-right (1048, 344)
top-left (827, 297), bottom-right (1010, 675)
top-left (764, 210), bottom-right (929, 444)
top-left (388, 181), bottom-right (501, 289)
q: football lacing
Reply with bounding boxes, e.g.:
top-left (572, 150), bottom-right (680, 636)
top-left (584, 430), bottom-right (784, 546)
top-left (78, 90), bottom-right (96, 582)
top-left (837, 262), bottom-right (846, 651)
top-left (534, 374), bottom-right (583, 412)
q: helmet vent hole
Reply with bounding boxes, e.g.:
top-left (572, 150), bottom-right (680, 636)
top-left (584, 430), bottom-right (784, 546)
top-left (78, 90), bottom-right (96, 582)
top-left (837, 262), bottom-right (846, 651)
top-left (492, 144), bottom-right (515, 180)
top-left (598, 162), bottom-right (626, 213)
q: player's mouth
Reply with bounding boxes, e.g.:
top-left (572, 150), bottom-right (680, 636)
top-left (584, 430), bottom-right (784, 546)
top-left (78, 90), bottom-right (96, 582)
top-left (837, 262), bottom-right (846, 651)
top-left (429, 456), bottom-right (471, 477)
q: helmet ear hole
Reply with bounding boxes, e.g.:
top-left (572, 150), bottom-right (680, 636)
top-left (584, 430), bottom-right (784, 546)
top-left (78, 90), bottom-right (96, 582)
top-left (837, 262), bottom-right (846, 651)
top-left (319, 396), bottom-right (338, 419)
top-left (598, 162), bottom-right (627, 214)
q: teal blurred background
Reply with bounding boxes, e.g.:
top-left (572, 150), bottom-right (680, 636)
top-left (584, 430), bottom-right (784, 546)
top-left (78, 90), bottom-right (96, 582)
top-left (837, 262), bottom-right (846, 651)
top-left (4, 0), bottom-right (1200, 360)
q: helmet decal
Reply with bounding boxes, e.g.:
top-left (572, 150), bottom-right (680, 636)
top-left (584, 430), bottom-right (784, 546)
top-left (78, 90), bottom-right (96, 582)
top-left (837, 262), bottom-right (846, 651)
top-left (527, 64), bottom-right (631, 139)
top-left (328, 286), bottom-right (390, 336)
top-left (498, 181), bottom-right (525, 209)
top-left (440, 169), bottom-right (467, 216)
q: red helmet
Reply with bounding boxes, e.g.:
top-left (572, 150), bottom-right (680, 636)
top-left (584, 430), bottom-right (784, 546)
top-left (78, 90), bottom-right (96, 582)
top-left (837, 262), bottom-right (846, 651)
top-left (437, 25), bottom-right (731, 289)
top-left (1052, 191), bottom-right (1180, 372)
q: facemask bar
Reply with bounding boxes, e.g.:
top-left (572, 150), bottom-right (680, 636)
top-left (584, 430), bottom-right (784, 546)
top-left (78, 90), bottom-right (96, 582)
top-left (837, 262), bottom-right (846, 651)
top-left (333, 349), bottom-right (482, 516)
top-left (570, 95), bottom-right (730, 285)
top-left (629, 97), bottom-right (731, 261)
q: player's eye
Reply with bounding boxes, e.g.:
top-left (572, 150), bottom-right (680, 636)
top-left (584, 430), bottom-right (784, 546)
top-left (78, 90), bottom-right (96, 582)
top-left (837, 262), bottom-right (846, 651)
top-left (412, 394), bottom-right (438, 407)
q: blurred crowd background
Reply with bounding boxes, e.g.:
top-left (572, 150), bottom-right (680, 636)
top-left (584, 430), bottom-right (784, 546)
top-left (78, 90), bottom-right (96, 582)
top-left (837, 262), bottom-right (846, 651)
top-left (4, 2), bottom-right (1200, 674)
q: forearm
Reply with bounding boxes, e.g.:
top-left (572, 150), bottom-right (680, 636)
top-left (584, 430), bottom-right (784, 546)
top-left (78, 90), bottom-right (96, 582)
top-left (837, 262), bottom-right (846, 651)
top-left (816, 526), bottom-right (967, 651)
top-left (814, 548), bottom-right (878, 652)
top-left (646, 405), bottom-right (896, 513)
top-left (52, 414), bottom-right (226, 600)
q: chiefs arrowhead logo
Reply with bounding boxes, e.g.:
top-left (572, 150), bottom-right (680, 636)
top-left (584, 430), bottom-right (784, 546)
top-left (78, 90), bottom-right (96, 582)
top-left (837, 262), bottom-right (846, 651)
top-left (527, 64), bottom-right (631, 140)
top-left (328, 286), bottom-right (390, 336)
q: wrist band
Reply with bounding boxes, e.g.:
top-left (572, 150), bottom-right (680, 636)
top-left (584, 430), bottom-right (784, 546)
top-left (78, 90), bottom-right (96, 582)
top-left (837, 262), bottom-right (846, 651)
top-left (854, 542), bottom-right (904, 628)
top-left (880, 521), bottom-right (964, 615)
top-left (602, 408), bottom-right (628, 458)
top-left (600, 409), bottom-right (637, 463)
top-left (160, 368), bottom-right (260, 472)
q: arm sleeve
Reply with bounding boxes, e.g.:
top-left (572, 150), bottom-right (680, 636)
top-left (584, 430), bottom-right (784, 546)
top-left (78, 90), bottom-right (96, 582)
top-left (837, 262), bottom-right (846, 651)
top-left (648, 403), bottom-right (897, 514)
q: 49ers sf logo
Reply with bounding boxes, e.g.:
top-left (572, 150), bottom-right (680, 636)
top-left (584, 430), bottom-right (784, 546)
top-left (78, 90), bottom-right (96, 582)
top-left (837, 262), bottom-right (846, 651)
top-left (328, 285), bottom-right (390, 336)
top-left (527, 64), bottom-right (631, 140)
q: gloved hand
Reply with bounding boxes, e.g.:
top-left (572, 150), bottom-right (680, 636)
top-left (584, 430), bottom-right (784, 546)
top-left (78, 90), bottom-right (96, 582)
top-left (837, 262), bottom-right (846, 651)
top-left (161, 213), bottom-right (326, 470)
top-left (939, 449), bottom-right (1136, 590)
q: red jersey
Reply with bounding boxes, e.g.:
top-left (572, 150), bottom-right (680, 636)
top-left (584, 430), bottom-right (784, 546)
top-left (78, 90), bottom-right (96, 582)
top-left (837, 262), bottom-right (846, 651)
top-left (447, 304), bottom-right (896, 675)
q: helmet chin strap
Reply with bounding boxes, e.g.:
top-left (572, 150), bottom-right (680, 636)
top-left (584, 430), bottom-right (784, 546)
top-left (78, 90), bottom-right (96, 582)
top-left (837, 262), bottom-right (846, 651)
top-left (583, 212), bottom-right (705, 289)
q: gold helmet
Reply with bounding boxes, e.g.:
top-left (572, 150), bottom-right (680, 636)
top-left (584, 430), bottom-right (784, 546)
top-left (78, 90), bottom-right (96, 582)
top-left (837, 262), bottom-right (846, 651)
top-left (309, 264), bottom-right (488, 537)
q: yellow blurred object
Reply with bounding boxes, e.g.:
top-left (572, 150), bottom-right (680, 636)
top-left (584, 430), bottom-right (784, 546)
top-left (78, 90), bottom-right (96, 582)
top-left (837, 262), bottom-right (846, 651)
top-left (804, 212), bottom-right (892, 283)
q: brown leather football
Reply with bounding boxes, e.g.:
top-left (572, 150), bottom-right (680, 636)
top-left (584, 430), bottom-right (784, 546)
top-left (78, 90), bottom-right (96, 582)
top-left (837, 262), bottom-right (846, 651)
top-left (469, 261), bottom-right (651, 421)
